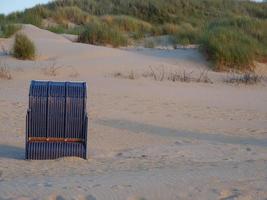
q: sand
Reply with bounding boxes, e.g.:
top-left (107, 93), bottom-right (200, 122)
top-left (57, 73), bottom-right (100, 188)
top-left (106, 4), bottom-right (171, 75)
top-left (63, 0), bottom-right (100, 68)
top-left (0, 25), bottom-right (267, 200)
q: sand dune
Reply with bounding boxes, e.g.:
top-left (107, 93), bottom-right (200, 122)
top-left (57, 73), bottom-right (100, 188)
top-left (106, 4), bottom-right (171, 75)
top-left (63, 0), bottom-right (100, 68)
top-left (0, 25), bottom-right (267, 200)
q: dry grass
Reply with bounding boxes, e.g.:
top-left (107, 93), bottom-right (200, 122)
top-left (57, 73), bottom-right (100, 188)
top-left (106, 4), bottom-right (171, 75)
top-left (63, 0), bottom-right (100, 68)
top-left (113, 66), bottom-right (213, 84)
top-left (114, 70), bottom-right (136, 80)
top-left (0, 62), bottom-right (12, 80)
top-left (224, 72), bottom-right (262, 85)
top-left (0, 43), bottom-right (10, 56)
top-left (144, 66), bottom-right (212, 83)
top-left (43, 61), bottom-right (62, 76)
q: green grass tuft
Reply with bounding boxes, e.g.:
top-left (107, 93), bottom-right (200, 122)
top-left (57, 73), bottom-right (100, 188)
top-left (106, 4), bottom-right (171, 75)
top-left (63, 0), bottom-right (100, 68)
top-left (13, 33), bottom-right (36, 60)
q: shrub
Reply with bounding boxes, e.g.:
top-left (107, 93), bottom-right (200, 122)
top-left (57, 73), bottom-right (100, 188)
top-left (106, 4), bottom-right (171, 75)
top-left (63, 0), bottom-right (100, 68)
top-left (78, 22), bottom-right (128, 47)
top-left (201, 27), bottom-right (258, 71)
top-left (13, 33), bottom-right (36, 60)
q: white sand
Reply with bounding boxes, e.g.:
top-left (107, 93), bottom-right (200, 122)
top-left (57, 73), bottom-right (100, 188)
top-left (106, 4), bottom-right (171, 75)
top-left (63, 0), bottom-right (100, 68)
top-left (0, 25), bottom-right (267, 200)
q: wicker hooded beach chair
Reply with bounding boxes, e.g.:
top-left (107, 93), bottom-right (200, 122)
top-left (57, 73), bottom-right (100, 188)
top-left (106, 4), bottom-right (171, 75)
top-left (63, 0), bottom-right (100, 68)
top-left (25, 81), bottom-right (88, 160)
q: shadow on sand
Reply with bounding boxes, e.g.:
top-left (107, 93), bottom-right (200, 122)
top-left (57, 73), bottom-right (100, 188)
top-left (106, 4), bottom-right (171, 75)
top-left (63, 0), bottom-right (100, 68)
top-left (96, 118), bottom-right (267, 147)
top-left (0, 144), bottom-right (24, 160)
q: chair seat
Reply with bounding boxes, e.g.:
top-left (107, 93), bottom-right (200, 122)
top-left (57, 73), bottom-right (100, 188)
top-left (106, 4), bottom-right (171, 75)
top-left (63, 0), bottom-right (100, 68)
top-left (26, 142), bottom-right (86, 160)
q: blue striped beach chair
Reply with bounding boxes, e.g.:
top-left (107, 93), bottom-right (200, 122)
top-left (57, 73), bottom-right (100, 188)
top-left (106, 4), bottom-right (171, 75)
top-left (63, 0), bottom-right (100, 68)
top-left (25, 81), bottom-right (88, 160)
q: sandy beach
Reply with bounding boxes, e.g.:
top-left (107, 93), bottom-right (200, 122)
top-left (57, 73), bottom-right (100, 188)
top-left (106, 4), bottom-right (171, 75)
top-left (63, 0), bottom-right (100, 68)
top-left (0, 25), bottom-right (267, 200)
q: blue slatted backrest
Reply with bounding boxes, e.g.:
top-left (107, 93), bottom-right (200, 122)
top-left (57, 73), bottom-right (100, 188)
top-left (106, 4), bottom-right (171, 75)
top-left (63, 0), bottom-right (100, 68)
top-left (27, 81), bottom-right (87, 140)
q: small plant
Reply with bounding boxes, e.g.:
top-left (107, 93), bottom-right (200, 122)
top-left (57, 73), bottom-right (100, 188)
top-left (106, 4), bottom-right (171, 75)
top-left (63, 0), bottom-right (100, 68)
top-left (196, 69), bottom-right (213, 83)
top-left (165, 70), bottom-right (194, 82)
top-left (13, 33), bottom-right (36, 60)
top-left (224, 72), bottom-right (262, 85)
top-left (0, 62), bottom-right (12, 80)
top-left (43, 61), bottom-right (62, 76)
top-left (113, 70), bottom-right (137, 80)
top-left (0, 42), bottom-right (10, 55)
top-left (146, 66), bottom-right (165, 81)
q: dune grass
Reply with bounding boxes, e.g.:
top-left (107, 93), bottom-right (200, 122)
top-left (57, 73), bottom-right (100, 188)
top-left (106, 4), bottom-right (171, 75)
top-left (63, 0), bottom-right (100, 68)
top-left (0, 23), bottom-right (22, 38)
top-left (171, 23), bottom-right (201, 46)
top-left (201, 27), bottom-right (257, 71)
top-left (13, 33), bottom-right (36, 60)
top-left (201, 17), bottom-right (267, 71)
top-left (101, 15), bottom-right (152, 34)
top-left (53, 6), bottom-right (91, 25)
top-left (78, 22), bottom-right (128, 47)
top-left (1, 0), bottom-right (266, 71)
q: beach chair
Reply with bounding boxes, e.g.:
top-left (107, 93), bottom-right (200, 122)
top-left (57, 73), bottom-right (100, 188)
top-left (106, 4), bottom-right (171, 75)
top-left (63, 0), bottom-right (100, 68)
top-left (25, 81), bottom-right (88, 160)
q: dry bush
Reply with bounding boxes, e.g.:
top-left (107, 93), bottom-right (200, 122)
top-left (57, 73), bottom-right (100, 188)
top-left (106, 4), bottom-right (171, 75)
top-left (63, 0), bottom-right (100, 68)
top-left (0, 62), bottom-right (12, 80)
top-left (43, 61), bottom-right (62, 76)
top-left (224, 72), bottom-right (262, 85)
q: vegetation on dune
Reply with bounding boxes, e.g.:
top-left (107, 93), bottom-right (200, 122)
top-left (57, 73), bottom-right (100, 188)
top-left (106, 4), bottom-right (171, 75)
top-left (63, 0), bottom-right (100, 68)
top-left (0, 24), bottom-right (21, 38)
top-left (201, 27), bottom-right (258, 71)
top-left (78, 22), bottom-right (128, 47)
top-left (101, 15), bottom-right (152, 35)
top-left (13, 33), bottom-right (36, 60)
top-left (0, 0), bottom-right (266, 70)
top-left (201, 17), bottom-right (267, 71)
top-left (53, 6), bottom-right (91, 25)
top-left (172, 23), bottom-right (201, 46)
